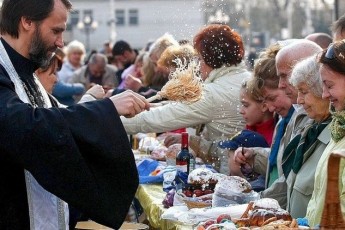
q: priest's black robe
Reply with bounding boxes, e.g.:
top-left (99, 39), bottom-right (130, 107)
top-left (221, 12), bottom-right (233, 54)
top-left (0, 41), bottom-right (138, 229)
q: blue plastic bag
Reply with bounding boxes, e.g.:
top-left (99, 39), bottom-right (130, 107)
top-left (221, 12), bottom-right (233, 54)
top-left (137, 159), bottom-right (164, 184)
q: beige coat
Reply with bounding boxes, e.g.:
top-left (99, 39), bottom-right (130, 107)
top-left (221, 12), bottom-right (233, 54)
top-left (121, 64), bottom-right (249, 139)
top-left (253, 106), bottom-right (309, 176)
top-left (286, 123), bottom-right (331, 218)
top-left (254, 106), bottom-right (310, 208)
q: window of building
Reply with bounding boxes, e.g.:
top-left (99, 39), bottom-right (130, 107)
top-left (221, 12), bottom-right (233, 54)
top-left (128, 9), bottom-right (138, 26)
top-left (70, 10), bottom-right (80, 26)
top-left (116, 9), bottom-right (125, 26)
top-left (66, 10), bottom-right (79, 31)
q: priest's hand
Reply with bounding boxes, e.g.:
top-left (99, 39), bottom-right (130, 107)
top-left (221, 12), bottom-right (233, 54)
top-left (109, 90), bottom-right (150, 118)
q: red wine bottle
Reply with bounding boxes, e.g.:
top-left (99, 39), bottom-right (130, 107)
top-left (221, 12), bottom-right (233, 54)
top-left (176, 132), bottom-right (195, 174)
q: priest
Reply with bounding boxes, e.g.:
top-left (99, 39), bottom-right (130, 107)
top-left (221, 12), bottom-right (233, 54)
top-left (0, 0), bottom-right (150, 229)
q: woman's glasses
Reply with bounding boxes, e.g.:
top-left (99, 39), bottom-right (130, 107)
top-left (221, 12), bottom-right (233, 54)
top-left (323, 42), bottom-right (345, 74)
top-left (325, 43), bottom-right (336, 60)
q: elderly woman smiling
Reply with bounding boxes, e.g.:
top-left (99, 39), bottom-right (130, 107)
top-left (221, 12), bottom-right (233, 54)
top-left (305, 39), bottom-right (345, 227)
top-left (282, 54), bottom-right (331, 219)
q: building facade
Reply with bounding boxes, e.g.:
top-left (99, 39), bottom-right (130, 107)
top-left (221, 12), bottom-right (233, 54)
top-left (68, 0), bottom-right (205, 51)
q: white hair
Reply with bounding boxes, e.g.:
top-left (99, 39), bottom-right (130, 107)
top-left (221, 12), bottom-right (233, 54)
top-left (65, 40), bottom-right (86, 55)
top-left (290, 54), bottom-right (323, 97)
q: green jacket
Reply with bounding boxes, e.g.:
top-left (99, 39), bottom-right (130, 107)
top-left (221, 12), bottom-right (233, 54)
top-left (306, 134), bottom-right (345, 227)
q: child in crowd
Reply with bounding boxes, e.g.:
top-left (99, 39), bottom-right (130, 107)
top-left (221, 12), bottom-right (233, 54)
top-left (238, 77), bottom-right (275, 145)
top-left (220, 77), bottom-right (275, 191)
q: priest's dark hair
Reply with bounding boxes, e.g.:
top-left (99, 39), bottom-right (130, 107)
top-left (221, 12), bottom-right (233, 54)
top-left (0, 0), bottom-right (72, 38)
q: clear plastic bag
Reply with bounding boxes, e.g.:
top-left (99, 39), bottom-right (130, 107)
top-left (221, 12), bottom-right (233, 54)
top-left (212, 189), bottom-right (259, 207)
top-left (211, 176), bottom-right (260, 207)
top-left (162, 166), bottom-right (177, 192)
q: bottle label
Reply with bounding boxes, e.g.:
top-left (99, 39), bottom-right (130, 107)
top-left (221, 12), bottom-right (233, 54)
top-left (189, 158), bottom-right (195, 173)
top-left (176, 164), bottom-right (187, 173)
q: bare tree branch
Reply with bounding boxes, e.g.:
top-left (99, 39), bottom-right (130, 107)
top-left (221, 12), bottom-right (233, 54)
top-left (272, 0), bottom-right (281, 12)
top-left (283, 0), bottom-right (290, 10)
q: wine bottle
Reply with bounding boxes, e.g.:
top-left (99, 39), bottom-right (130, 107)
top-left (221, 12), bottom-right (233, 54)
top-left (176, 132), bottom-right (195, 174)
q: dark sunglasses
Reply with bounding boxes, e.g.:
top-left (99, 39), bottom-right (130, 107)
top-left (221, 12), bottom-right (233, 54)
top-left (325, 43), bottom-right (336, 60)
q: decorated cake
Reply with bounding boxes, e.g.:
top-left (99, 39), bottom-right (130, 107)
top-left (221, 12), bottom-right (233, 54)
top-left (183, 167), bottom-right (219, 197)
top-left (215, 175), bottom-right (252, 194)
top-left (187, 167), bottom-right (218, 185)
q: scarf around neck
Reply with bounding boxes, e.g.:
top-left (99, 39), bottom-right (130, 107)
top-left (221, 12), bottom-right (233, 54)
top-left (282, 116), bottom-right (332, 178)
top-left (330, 106), bottom-right (345, 142)
top-left (269, 106), bottom-right (295, 172)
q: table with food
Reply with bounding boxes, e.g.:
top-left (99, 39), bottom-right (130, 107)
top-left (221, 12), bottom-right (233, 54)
top-left (133, 134), bottom-right (308, 230)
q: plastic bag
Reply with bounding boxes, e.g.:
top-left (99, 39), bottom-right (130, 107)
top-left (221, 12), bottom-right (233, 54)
top-left (212, 189), bottom-right (259, 207)
top-left (173, 191), bottom-right (186, 206)
top-left (162, 189), bottom-right (176, 208)
top-left (211, 176), bottom-right (260, 207)
top-left (162, 166), bottom-right (177, 192)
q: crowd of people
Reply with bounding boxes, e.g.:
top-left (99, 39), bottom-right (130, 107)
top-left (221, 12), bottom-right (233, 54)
top-left (1, 0), bottom-right (345, 229)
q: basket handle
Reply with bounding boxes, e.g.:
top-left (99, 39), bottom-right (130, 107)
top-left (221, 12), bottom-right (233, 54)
top-left (320, 150), bottom-right (345, 229)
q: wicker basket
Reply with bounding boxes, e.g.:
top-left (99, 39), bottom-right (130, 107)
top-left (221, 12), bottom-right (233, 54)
top-left (320, 150), bottom-right (345, 229)
top-left (184, 199), bottom-right (211, 209)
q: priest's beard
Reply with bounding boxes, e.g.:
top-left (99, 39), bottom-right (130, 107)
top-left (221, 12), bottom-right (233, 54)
top-left (29, 28), bottom-right (54, 69)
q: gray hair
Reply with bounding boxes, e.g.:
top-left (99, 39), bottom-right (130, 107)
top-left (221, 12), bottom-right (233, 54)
top-left (290, 55), bottom-right (322, 97)
top-left (88, 53), bottom-right (108, 65)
